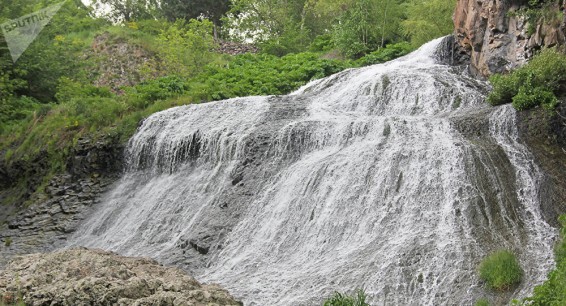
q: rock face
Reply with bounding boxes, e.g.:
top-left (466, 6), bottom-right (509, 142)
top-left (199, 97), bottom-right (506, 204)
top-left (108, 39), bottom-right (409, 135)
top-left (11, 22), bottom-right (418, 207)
top-left (0, 248), bottom-right (242, 306)
top-left (453, 0), bottom-right (566, 77)
top-left (0, 136), bottom-right (124, 267)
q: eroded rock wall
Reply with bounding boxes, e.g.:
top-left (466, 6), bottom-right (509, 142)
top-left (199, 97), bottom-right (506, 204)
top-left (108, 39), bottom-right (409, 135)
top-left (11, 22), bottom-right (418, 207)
top-left (454, 0), bottom-right (566, 77)
top-left (0, 136), bottom-right (124, 267)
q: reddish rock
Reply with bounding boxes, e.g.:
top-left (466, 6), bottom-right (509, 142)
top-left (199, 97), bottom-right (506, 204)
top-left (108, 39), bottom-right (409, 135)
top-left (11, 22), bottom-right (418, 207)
top-left (453, 0), bottom-right (566, 77)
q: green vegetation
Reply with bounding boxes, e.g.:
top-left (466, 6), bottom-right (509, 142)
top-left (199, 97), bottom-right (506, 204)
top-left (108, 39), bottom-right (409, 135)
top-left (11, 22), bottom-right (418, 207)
top-left (520, 215), bottom-right (566, 305)
top-left (323, 289), bottom-right (370, 306)
top-left (478, 250), bottom-right (523, 291)
top-left (0, 0), bottom-right (458, 206)
top-left (4, 237), bottom-right (12, 247)
top-left (474, 298), bottom-right (490, 306)
top-left (487, 48), bottom-right (566, 110)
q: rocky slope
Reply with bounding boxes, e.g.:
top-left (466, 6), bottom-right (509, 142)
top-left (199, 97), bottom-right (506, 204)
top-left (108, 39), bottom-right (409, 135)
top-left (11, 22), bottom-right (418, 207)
top-left (0, 248), bottom-right (242, 305)
top-left (454, 0), bottom-right (566, 77)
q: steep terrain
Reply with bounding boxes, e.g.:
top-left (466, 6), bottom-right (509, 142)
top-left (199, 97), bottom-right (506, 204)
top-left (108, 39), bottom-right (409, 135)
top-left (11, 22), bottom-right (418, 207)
top-left (454, 0), bottom-right (566, 77)
top-left (62, 39), bottom-right (555, 305)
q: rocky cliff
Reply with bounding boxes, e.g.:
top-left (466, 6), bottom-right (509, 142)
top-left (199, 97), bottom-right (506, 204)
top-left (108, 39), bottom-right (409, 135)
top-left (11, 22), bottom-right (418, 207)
top-left (0, 136), bottom-right (124, 267)
top-left (453, 0), bottom-right (566, 77)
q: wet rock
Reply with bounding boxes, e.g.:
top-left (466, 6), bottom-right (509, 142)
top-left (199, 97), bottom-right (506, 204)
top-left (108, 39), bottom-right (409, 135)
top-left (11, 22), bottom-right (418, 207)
top-left (0, 248), bottom-right (242, 306)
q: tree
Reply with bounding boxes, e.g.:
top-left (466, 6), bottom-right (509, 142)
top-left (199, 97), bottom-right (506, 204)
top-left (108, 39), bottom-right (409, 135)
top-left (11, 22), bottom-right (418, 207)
top-left (157, 19), bottom-right (215, 77)
top-left (401, 0), bottom-right (456, 47)
top-left (160, 0), bottom-right (231, 39)
top-left (92, 0), bottom-right (160, 22)
top-left (333, 0), bottom-right (403, 58)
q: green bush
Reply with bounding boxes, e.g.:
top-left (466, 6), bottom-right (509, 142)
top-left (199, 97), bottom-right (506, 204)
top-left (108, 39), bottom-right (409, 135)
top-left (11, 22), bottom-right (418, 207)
top-left (474, 298), bottom-right (490, 306)
top-left (479, 250), bottom-right (523, 291)
top-left (512, 86), bottom-right (558, 110)
top-left (487, 48), bottom-right (566, 110)
top-left (124, 75), bottom-right (188, 107)
top-left (308, 34), bottom-right (335, 52)
top-left (323, 289), bottom-right (370, 306)
top-left (357, 42), bottom-right (413, 66)
top-left (191, 52), bottom-right (351, 101)
top-left (487, 73), bottom-right (522, 106)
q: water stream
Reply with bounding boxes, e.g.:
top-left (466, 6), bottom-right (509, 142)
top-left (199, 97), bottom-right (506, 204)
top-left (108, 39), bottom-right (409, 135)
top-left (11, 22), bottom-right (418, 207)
top-left (68, 37), bottom-right (556, 305)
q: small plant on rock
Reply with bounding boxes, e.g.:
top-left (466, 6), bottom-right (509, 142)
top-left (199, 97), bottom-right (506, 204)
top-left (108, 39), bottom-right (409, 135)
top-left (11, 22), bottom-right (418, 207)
top-left (323, 289), bottom-right (370, 306)
top-left (479, 250), bottom-right (523, 291)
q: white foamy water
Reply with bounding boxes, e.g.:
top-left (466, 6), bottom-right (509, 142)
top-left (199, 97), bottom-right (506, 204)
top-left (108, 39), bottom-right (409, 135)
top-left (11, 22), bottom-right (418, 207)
top-left (68, 37), bottom-right (556, 305)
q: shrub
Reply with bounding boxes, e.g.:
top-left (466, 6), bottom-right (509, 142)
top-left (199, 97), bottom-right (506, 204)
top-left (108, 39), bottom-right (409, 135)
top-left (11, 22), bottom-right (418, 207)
top-left (512, 86), bottom-right (557, 110)
top-left (191, 52), bottom-right (350, 101)
top-left (487, 73), bottom-right (522, 106)
top-left (479, 250), bottom-right (523, 291)
top-left (487, 48), bottom-right (566, 110)
top-left (474, 298), bottom-right (490, 306)
top-left (4, 237), bottom-right (12, 247)
top-left (323, 289), bottom-right (370, 306)
top-left (357, 42), bottom-right (413, 66)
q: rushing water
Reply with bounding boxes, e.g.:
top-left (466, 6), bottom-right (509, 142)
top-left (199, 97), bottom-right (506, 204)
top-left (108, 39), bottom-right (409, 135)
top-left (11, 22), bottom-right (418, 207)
top-left (68, 37), bottom-right (557, 305)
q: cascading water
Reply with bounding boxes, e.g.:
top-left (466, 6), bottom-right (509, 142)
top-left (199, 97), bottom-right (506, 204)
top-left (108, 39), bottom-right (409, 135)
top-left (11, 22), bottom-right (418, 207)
top-left (68, 37), bottom-right (557, 305)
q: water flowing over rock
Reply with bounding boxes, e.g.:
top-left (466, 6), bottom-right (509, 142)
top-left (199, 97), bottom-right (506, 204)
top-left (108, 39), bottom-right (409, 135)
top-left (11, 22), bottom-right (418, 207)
top-left (67, 37), bottom-right (557, 305)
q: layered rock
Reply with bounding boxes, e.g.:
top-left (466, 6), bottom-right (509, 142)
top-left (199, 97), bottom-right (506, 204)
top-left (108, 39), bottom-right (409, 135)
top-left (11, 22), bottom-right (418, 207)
top-left (0, 136), bottom-right (124, 267)
top-left (0, 248), bottom-right (242, 306)
top-left (453, 0), bottom-right (566, 77)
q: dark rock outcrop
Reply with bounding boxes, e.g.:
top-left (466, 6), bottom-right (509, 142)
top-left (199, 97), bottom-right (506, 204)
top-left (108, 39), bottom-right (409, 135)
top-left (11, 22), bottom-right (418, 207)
top-left (453, 0), bottom-right (566, 77)
top-left (0, 248), bottom-right (242, 306)
top-left (0, 136), bottom-right (124, 267)
top-left (517, 102), bottom-right (566, 226)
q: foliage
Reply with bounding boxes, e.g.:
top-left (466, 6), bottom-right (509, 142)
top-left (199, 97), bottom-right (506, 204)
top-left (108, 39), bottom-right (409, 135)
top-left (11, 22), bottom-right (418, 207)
top-left (401, 0), bottom-right (456, 47)
top-left (478, 250), bottom-right (523, 291)
top-left (474, 298), bottom-right (490, 306)
top-left (487, 48), bottom-right (566, 110)
top-left (160, 0), bottom-right (231, 28)
top-left (224, 0), bottom-right (310, 43)
top-left (190, 52), bottom-right (351, 101)
top-left (323, 289), bottom-right (370, 306)
top-left (522, 215), bottom-right (566, 305)
top-left (357, 42), bottom-right (413, 66)
top-left (124, 76), bottom-right (188, 107)
top-left (91, 0), bottom-right (160, 22)
top-left (332, 0), bottom-right (403, 58)
top-left (157, 19), bottom-right (216, 78)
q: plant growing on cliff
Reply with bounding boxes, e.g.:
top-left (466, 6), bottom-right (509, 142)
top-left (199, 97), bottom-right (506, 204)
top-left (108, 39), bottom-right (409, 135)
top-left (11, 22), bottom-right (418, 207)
top-left (487, 48), bottom-right (566, 110)
top-left (478, 250), bottom-right (523, 291)
top-left (323, 289), bottom-right (370, 306)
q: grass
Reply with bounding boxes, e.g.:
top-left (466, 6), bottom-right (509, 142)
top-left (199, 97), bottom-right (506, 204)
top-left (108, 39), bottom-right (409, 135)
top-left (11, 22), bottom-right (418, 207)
top-left (478, 250), bottom-right (523, 291)
top-left (474, 298), bottom-right (490, 306)
top-left (323, 289), bottom-right (370, 306)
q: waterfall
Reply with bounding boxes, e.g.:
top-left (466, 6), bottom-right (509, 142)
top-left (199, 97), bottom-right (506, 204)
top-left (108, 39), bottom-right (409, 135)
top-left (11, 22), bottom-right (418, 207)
top-left (67, 37), bottom-right (556, 305)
